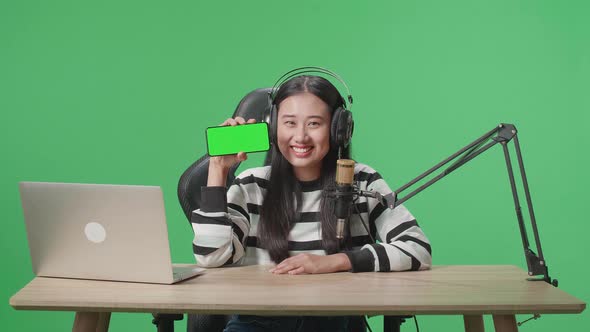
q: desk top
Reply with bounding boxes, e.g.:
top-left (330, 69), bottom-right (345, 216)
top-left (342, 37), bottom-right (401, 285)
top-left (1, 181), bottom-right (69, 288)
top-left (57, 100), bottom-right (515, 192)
top-left (10, 265), bottom-right (585, 316)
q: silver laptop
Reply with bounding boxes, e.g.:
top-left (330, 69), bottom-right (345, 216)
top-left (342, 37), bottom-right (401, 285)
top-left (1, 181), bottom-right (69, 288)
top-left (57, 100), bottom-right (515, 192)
top-left (19, 181), bottom-right (206, 284)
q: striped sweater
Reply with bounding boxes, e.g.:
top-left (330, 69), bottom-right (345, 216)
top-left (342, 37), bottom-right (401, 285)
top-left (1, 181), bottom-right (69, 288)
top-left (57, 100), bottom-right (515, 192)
top-left (191, 163), bottom-right (432, 272)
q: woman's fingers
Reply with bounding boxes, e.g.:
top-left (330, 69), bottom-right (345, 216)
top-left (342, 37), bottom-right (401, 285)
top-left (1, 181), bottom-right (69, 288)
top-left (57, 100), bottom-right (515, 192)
top-left (270, 255), bottom-right (307, 274)
top-left (221, 117), bottom-right (255, 126)
top-left (221, 118), bottom-right (236, 126)
top-left (288, 266), bottom-right (306, 275)
top-left (272, 264), bottom-right (291, 274)
top-left (236, 152), bottom-right (248, 161)
top-left (270, 262), bottom-right (294, 274)
top-left (273, 264), bottom-right (307, 275)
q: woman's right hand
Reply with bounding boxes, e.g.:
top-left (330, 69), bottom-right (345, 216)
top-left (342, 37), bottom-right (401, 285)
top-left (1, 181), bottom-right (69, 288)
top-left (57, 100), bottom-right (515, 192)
top-left (207, 117), bottom-right (256, 187)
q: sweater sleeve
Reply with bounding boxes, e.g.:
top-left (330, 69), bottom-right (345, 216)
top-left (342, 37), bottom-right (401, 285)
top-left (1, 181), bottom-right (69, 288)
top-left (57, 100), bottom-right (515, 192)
top-left (345, 168), bottom-right (432, 272)
top-left (190, 178), bottom-right (251, 268)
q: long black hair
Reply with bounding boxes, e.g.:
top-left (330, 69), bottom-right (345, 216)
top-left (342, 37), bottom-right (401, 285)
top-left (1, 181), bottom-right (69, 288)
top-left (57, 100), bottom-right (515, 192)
top-left (258, 75), bottom-right (351, 263)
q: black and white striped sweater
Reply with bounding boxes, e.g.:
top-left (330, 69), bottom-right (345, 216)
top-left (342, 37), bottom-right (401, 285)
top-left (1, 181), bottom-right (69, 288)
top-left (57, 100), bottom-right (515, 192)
top-left (191, 163), bottom-right (432, 272)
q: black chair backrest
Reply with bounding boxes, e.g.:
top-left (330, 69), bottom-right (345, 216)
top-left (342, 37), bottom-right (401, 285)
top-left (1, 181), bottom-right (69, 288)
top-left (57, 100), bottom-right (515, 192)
top-left (177, 88), bottom-right (272, 222)
top-left (177, 87), bottom-right (369, 332)
top-left (177, 88), bottom-right (272, 332)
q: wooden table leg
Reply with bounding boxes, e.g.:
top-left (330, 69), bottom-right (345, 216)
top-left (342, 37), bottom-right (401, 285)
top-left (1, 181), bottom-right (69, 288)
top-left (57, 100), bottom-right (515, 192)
top-left (73, 312), bottom-right (111, 332)
top-left (464, 315), bottom-right (485, 332)
top-left (492, 315), bottom-right (518, 332)
top-left (97, 312), bottom-right (111, 332)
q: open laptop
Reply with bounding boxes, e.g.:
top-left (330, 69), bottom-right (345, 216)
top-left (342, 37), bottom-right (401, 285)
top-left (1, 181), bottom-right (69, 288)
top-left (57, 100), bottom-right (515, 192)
top-left (19, 181), bottom-right (206, 284)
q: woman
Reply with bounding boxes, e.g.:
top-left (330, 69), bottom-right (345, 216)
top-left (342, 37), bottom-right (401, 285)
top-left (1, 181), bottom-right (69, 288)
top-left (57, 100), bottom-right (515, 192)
top-left (192, 74), bottom-right (432, 332)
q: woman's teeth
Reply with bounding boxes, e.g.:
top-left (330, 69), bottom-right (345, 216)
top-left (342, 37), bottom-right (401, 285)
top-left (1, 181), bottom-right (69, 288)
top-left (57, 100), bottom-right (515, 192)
top-left (292, 146), bottom-right (312, 153)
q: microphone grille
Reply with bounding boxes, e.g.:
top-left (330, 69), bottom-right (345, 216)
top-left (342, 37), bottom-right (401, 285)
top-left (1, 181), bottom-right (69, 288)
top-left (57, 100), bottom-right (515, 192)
top-left (336, 159), bottom-right (355, 185)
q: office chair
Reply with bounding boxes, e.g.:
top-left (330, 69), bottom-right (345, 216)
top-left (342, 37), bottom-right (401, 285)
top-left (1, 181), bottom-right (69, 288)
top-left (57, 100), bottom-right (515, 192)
top-left (153, 88), bottom-right (405, 332)
top-left (179, 88), bottom-right (272, 332)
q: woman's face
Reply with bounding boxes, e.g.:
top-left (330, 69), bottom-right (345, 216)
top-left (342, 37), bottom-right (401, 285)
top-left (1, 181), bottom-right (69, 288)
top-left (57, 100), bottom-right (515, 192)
top-left (276, 92), bottom-right (331, 181)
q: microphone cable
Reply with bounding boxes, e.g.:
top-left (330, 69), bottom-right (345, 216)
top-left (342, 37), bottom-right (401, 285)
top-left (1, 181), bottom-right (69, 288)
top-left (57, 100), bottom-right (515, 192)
top-left (352, 196), bottom-right (376, 244)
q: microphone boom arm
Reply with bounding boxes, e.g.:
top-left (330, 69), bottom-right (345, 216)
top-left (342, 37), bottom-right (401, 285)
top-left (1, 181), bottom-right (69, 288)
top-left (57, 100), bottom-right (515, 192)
top-left (369, 123), bottom-right (556, 286)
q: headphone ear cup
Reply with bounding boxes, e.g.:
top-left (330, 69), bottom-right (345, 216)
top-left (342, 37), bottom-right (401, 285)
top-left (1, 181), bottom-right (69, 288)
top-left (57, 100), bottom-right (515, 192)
top-left (265, 95), bottom-right (278, 144)
top-left (331, 107), bottom-right (354, 148)
top-left (330, 107), bottom-right (342, 147)
top-left (270, 105), bottom-right (278, 144)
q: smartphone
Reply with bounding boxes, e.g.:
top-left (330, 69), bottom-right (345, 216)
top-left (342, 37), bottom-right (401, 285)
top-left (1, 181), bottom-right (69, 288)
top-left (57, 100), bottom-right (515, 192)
top-left (206, 122), bottom-right (270, 156)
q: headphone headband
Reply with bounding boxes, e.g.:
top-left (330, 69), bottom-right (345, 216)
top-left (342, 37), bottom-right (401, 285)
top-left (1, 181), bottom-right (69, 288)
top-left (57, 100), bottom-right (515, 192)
top-left (269, 66), bottom-right (353, 110)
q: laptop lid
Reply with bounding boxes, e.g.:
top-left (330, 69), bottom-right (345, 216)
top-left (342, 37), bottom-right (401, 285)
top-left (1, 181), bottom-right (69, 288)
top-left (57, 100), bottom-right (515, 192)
top-left (19, 182), bottom-right (179, 284)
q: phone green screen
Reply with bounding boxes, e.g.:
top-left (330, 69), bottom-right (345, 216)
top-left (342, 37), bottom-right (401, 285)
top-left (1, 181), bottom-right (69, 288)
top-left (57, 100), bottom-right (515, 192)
top-left (206, 122), bottom-right (270, 156)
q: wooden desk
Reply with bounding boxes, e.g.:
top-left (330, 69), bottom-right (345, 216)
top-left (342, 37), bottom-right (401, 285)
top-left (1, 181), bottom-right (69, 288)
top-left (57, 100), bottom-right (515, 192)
top-left (10, 265), bottom-right (585, 332)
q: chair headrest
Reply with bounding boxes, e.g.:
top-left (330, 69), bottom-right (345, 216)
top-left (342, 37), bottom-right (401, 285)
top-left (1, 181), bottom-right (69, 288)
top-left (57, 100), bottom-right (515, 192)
top-left (232, 88), bottom-right (272, 122)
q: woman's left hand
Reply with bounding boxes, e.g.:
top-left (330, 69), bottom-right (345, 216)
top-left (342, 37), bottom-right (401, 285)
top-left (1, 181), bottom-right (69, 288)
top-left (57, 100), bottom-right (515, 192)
top-left (269, 253), bottom-right (352, 275)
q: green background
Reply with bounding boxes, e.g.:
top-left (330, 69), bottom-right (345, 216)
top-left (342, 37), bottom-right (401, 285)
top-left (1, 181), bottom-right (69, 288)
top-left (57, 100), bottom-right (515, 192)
top-left (1, 0), bottom-right (588, 331)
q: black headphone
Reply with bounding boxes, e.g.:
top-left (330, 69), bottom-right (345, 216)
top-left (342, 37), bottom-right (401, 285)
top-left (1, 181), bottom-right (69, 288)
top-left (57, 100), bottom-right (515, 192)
top-left (265, 67), bottom-right (354, 150)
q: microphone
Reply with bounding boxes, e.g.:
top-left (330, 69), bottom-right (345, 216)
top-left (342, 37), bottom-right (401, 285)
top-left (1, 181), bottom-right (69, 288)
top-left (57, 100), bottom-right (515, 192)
top-left (335, 159), bottom-right (355, 239)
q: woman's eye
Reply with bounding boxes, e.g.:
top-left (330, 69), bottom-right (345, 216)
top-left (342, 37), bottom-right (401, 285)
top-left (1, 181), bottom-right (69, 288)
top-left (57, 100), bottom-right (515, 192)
top-left (284, 121), bottom-right (295, 126)
top-left (308, 121), bottom-right (320, 127)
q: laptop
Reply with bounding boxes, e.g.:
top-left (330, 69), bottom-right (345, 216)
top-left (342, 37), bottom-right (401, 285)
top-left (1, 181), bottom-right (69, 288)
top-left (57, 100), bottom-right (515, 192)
top-left (19, 181), bottom-right (206, 284)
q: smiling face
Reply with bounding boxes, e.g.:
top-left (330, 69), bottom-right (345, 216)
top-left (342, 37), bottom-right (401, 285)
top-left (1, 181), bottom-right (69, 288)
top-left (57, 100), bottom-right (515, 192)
top-left (276, 92), bottom-right (332, 181)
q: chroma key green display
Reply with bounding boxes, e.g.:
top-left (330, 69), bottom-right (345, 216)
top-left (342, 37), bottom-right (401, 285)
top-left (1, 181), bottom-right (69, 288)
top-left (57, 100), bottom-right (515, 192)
top-left (206, 122), bottom-right (270, 156)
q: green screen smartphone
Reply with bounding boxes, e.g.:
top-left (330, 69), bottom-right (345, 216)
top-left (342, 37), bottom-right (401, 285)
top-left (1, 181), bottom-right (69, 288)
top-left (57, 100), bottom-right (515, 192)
top-left (206, 122), bottom-right (270, 156)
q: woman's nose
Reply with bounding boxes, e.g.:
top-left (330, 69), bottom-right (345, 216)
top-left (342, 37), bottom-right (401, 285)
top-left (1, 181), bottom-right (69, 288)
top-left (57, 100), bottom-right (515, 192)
top-left (294, 125), bottom-right (308, 141)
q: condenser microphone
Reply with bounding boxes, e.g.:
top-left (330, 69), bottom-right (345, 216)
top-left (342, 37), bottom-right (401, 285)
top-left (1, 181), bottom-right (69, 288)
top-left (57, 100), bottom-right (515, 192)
top-left (335, 159), bottom-right (355, 239)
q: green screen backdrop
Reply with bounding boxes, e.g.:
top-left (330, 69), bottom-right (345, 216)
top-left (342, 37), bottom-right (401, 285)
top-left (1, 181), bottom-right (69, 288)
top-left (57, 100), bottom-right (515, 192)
top-left (1, 1), bottom-right (588, 331)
